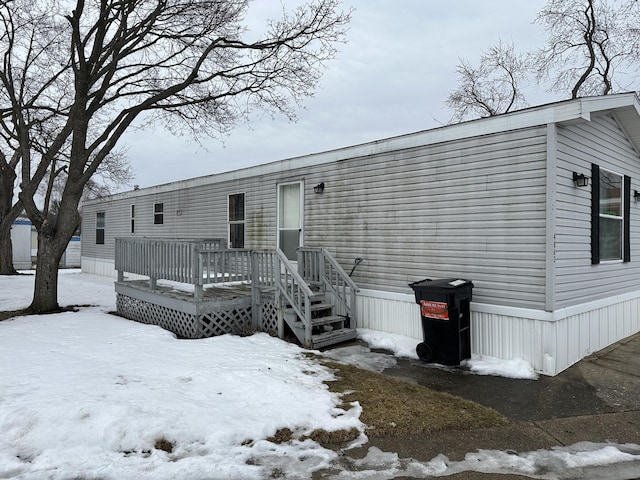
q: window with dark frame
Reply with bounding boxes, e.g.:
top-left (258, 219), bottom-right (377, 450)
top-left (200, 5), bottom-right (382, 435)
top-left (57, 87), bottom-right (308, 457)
top-left (591, 164), bottom-right (631, 264)
top-left (96, 212), bottom-right (105, 245)
top-left (228, 193), bottom-right (245, 248)
top-left (154, 202), bottom-right (164, 225)
top-left (130, 205), bottom-right (135, 234)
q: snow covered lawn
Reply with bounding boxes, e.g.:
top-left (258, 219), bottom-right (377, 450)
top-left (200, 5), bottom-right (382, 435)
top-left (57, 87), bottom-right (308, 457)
top-left (0, 272), bottom-right (362, 479)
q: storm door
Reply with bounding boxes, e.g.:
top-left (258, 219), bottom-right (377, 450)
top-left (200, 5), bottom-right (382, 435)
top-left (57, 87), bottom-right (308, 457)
top-left (277, 181), bottom-right (304, 261)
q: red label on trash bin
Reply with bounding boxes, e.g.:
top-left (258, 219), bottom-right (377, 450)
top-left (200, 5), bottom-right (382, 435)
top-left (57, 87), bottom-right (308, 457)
top-left (420, 300), bottom-right (449, 320)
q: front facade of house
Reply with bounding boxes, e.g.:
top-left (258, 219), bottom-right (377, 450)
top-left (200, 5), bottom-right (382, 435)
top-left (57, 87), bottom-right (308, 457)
top-left (82, 93), bottom-right (640, 375)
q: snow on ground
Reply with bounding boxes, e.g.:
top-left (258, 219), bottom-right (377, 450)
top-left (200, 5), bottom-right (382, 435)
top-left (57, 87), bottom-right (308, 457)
top-left (1, 271), bottom-right (639, 479)
top-left (357, 327), bottom-right (538, 379)
top-left (463, 354), bottom-right (539, 380)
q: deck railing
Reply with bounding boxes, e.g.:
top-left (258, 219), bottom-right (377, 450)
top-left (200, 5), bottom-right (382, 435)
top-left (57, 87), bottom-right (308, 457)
top-left (199, 249), bottom-right (252, 284)
top-left (115, 238), bottom-right (225, 286)
top-left (275, 249), bottom-right (315, 347)
top-left (115, 238), bottom-right (277, 301)
top-left (298, 247), bottom-right (359, 330)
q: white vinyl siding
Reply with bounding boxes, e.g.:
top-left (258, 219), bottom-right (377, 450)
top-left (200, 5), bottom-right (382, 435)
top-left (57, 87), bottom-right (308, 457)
top-left (555, 113), bottom-right (640, 308)
top-left (82, 127), bottom-right (548, 309)
top-left (303, 127), bottom-right (548, 309)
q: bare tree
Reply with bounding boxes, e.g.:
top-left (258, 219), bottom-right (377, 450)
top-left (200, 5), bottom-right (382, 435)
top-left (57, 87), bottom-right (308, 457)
top-left (533, 0), bottom-right (639, 98)
top-left (0, 149), bottom-right (22, 275)
top-left (0, 1), bottom-right (129, 275)
top-left (1, 0), bottom-right (350, 313)
top-left (446, 41), bottom-right (529, 123)
top-left (38, 149), bottom-right (133, 218)
top-left (0, 1), bottom-right (67, 275)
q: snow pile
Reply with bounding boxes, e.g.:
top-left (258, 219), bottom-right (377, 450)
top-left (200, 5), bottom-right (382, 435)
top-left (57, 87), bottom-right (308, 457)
top-left (321, 344), bottom-right (398, 373)
top-left (357, 327), bottom-right (538, 380)
top-left (356, 328), bottom-right (419, 360)
top-left (330, 443), bottom-right (640, 479)
top-left (464, 354), bottom-right (539, 380)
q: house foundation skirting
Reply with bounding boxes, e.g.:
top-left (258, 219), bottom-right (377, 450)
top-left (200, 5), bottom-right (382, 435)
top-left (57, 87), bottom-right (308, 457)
top-left (115, 284), bottom-right (279, 339)
top-left (356, 288), bottom-right (640, 376)
top-left (82, 256), bottom-right (117, 278)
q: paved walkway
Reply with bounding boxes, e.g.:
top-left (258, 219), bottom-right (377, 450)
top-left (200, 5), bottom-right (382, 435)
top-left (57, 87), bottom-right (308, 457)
top-left (351, 332), bottom-right (640, 479)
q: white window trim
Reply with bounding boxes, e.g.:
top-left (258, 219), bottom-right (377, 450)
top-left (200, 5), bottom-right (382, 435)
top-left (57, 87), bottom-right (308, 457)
top-left (153, 202), bottom-right (164, 225)
top-left (276, 180), bottom-right (305, 258)
top-left (598, 167), bottom-right (624, 263)
top-left (227, 192), bottom-right (246, 249)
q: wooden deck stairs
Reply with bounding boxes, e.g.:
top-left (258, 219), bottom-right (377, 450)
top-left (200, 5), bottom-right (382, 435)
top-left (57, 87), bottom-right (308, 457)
top-left (282, 288), bottom-right (357, 349)
top-left (276, 247), bottom-right (359, 350)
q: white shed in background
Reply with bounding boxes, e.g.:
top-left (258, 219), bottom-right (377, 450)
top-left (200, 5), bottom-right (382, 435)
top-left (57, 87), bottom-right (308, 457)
top-left (11, 218), bottom-right (32, 270)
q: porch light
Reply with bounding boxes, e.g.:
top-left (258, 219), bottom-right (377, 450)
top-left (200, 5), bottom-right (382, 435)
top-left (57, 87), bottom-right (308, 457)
top-left (573, 172), bottom-right (589, 187)
top-left (313, 182), bottom-right (325, 194)
top-left (635, 190), bottom-right (640, 202)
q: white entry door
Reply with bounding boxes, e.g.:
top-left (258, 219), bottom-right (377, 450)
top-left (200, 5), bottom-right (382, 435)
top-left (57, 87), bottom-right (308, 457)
top-left (277, 181), bottom-right (303, 261)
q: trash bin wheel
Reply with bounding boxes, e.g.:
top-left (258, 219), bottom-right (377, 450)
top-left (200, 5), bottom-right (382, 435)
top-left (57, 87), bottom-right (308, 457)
top-left (416, 342), bottom-right (433, 362)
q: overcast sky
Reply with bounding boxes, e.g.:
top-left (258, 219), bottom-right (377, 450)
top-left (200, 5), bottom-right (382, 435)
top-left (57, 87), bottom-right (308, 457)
top-left (121, 1), bottom-right (558, 190)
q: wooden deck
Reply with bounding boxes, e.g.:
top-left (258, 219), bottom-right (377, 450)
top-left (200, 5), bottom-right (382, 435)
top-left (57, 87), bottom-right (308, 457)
top-left (114, 238), bottom-right (358, 347)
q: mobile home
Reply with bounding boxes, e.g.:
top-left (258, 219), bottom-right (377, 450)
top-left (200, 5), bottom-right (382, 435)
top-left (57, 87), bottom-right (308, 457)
top-left (82, 93), bottom-right (640, 375)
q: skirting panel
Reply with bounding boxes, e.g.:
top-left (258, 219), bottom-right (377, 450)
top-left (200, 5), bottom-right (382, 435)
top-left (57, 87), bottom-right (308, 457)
top-left (82, 257), bottom-right (117, 278)
top-left (116, 293), bottom-right (278, 339)
top-left (356, 288), bottom-right (640, 376)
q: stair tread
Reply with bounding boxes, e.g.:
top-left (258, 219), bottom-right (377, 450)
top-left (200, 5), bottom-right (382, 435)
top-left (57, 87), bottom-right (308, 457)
top-left (283, 302), bottom-right (333, 313)
top-left (311, 328), bottom-right (358, 349)
top-left (288, 315), bottom-right (346, 327)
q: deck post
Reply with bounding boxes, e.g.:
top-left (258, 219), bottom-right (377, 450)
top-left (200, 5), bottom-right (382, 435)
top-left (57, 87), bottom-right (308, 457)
top-left (250, 251), bottom-right (260, 328)
top-left (297, 248), bottom-right (303, 277)
top-left (193, 243), bottom-right (203, 302)
top-left (275, 258), bottom-right (285, 339)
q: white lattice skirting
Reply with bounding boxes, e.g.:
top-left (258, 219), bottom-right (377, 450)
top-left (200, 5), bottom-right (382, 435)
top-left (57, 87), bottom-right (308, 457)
top-left (116, 293), bottom-right (278, 339)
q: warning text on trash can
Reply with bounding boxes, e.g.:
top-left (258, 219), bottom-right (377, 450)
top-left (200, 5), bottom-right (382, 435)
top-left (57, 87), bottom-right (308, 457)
top-left (420, 300), bottom-right (449, 320)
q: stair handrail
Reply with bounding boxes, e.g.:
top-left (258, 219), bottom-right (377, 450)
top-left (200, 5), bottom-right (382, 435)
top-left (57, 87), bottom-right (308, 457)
top-left (275, 248), bottom-right (315, 347)
top-left (299, 247), bottom-right (359, 330)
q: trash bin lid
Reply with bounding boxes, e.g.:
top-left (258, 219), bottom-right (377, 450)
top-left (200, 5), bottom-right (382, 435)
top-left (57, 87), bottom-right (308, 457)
top-left (409, 278), bottom-right (473, 290)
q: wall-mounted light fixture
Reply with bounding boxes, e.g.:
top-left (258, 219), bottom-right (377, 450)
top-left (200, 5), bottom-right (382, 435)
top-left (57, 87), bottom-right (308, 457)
top-left (313, 182), bottom-right (325, 194)
top-left (634, 190), bottom-right (640, 202)
top-left (573, 172), bottom-right (589, 187)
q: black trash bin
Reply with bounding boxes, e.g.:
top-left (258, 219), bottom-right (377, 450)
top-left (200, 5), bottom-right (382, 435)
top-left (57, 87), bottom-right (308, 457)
top-left (408, 278), bottom-right (473, 366)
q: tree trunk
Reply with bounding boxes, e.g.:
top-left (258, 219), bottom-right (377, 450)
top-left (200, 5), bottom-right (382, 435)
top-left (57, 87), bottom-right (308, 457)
top-left (29, 232), bottom-right (66, 313)
top-left (0, 221), bottom-right (17, 275)
top-left (28, 189), bottom-right (82, 313)
top-left (0, 161), bottom-right (18, 275)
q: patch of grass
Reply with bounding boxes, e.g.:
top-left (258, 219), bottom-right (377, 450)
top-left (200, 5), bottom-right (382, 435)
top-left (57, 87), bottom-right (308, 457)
top-left (267, 428), bottom-right (294, 444)
top-left (322, 361), bottom-right (508, 437)
top-left (303, 427), bottom-right (361, 448)
top-left (265, 426), bottom-right (361, 449)
top-left (0, 304), bottom-right (95, 322)
top-left (154, 437), bottom-right (174, 453)
top-left (0, 309), bottom-right (27, 321)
